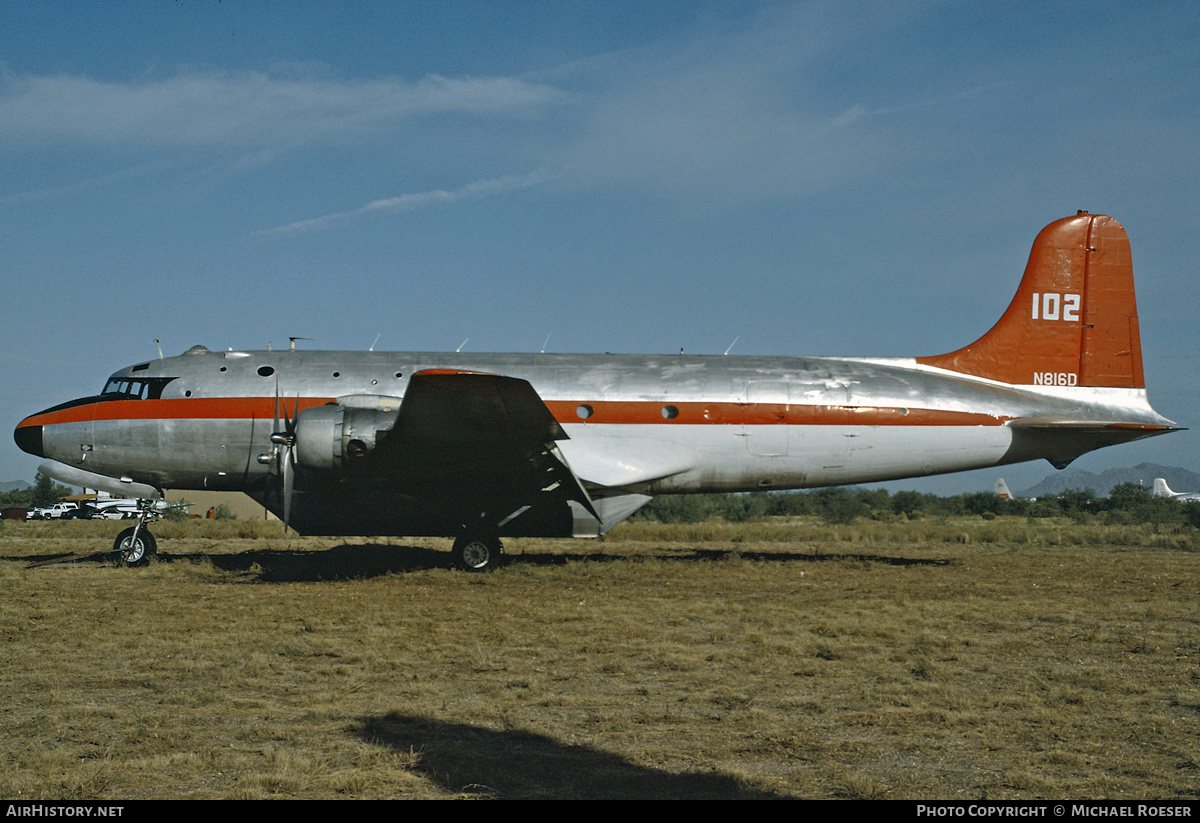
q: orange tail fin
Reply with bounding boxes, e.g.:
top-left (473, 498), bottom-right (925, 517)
top-left (916, 212), bottom-right (1144, 389)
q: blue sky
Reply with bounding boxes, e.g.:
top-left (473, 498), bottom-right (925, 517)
top-left (2, 0), bottom-right (1198, 495)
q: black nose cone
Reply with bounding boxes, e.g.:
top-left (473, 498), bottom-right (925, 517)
top-left (14, 423), bottom-right (43, 458)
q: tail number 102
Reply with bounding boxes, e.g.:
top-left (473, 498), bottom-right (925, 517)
top-left (1031, 292), bottom-right (1081, 322)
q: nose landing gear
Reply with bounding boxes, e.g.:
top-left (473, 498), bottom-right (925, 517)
top-left (113, 525), bottom-right (157, 567)
top-left (112, 499), bottom-right (160, 567)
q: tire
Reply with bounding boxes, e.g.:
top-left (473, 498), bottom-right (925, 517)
top-left (113, 527), bottom-right (157, 567)
top-left (453, 533), bottom-right (503, 572)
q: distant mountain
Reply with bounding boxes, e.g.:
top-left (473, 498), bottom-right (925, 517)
top-left (0, 480), bottom-right (29, 493)
top-left (1020, 463), bottom-right (1200, 498)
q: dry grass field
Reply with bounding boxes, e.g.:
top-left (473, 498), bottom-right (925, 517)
top-left (1, 516), bottom-right (1197, 800)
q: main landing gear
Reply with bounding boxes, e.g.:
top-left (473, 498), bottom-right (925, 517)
top-left (453, 531), bottom-right (504, 572)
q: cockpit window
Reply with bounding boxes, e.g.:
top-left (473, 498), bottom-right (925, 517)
top-left (101, 377), bottom-right (175, 400)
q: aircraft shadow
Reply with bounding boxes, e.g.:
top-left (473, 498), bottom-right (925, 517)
top-left (198, 543), bottom-right (450, 580)
top-left (352, 711), bottom-right (791, 799)
top-left (197, 544), bottom-right (951, 582)
top-left (510, 546), bottom-right (953, 569)
top-left (682, 548), bottom-right (954, 567)
top-left (13, 542), bottom-right (951, 580)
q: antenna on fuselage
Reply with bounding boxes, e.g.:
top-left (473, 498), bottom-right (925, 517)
top-left (289, 337), bottom-right (312, 351)
top-left (457, 339), bottom-right (469, 352)
top-left (724, 336), bottom-right (739, 355)
top-left (541, 333), bottom-right (551, 353)
top-left (369, 333), bottom-right (381, 352)
top-left (154, 338), bottom-right (163, 359)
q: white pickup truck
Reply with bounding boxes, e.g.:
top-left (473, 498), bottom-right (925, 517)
top-left (29, 502), bottom-right (78, 520)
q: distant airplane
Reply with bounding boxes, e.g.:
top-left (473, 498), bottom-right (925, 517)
top-left (1152, 479), bottom-right (1200, 502)
top-left (14, 212), bottom-right (1179, 569)
top-left (994, 479), bottom-right (1012, 499)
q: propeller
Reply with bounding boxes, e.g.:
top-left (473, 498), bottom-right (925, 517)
top-left (268, 381), bottom-right (300, 532)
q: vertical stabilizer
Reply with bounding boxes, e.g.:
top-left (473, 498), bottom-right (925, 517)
top-left (917, 213), bottom-right (1144, 388)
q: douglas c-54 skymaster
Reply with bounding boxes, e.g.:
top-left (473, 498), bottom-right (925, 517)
top-left (14, 212), bottom-right (1179, 569)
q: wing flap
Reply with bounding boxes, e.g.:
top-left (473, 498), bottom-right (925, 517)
top-left (558, 436), bottom-right (698, 489)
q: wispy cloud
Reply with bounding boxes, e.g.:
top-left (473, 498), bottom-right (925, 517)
top-left (0, 68), bottom-right (568, 149)
top-left (0, 5), bottom-right (983, 223)
top-left (251, 170), bottom-right (550, 239)
top-left (539, 4), bottom-right (898, 207)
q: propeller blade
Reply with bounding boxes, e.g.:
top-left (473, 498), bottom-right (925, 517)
top-left (282, 444), bottom-right (294, 533)
top-left (277, 380), bottom-right (295, 433)
top-left (268, 378), bottom-right (301, 532)
top-left (273, 379), bottom-right (282, 440)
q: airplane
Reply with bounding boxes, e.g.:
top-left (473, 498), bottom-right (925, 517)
top-left (1152, 478), bottom-right (1200, 502)
top-left (83, 498), bottom-right (169, 520)
top-left (994, 479), bottom-right (1012, 499)
top-left (13, 211), bottom-right (1180, 570)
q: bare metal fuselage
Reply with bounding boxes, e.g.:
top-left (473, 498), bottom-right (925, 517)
top-left (23, 347), bottom-right (1171, 536)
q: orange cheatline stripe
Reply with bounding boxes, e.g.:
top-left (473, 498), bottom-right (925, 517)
top-left (20, 397), bottom-right (336, 427)
top-left (19, 396), bottom-right (1012, 429)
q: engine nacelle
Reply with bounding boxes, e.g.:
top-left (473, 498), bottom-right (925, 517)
top-left (294, 399), bottom-right (399, 472)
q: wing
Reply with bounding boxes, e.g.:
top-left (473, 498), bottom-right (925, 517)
top-left (373, 369), bottom-right (597, 519)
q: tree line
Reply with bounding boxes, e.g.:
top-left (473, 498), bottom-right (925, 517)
top-left (0, 473), bottom-right (75, 511)
top-left (4, 473), bottom-right (1198, 529)
top-left (632, 482), bottom-right (1200, 528)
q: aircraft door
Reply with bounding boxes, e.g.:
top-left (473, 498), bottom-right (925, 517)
top-left (745, 381), bottom-right (789, 456)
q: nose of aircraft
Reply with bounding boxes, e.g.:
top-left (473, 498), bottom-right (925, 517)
top-left (13, 418), bottom-right (44, 458)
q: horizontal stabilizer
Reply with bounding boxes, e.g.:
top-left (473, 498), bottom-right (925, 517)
top-left (1005, 417), bottom-right (1179, 469)
top-left (1006, 416), bottom-right (1180, 432)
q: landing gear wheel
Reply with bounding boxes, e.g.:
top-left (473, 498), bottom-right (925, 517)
top-left (453, 533), bottom-right (503, 572)
top-left (114, 527), bottom-right (157, 567)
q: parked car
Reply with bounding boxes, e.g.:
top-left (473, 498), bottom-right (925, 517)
top-left (61, 504), bottom-right (98, 519)
top-left (28, 502), bottom-right (78, 520)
